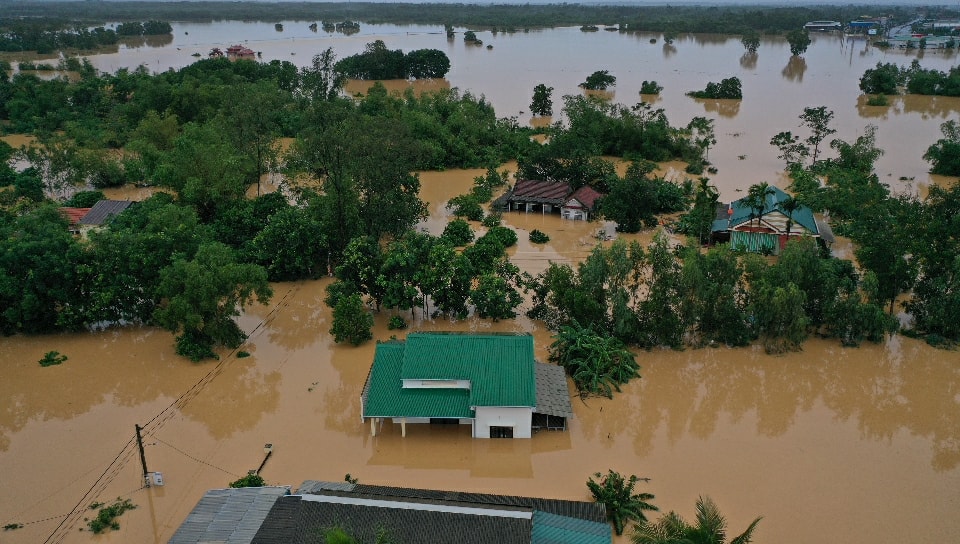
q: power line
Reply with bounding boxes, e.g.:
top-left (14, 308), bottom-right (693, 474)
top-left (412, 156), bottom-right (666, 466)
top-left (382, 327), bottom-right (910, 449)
top-left (149, 435), bottom-right (241, 478)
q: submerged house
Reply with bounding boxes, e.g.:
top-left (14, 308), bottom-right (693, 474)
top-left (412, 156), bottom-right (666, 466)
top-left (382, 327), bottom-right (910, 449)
top-left (171, 480), bottom-right (611, 544)
top-left (711, 186), bottom-right (833, 254)
top-left (503, 180), bottom-right (603, 221)
top-left (361, 333), bottom-right (572, 438)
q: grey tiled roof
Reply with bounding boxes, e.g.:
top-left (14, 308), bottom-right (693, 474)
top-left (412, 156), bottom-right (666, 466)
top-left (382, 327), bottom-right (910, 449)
top-left (78, 199), bottom-right (132, 226)
top-left (535, 363), bottom-right (575, 419)
top-left (168, 486), bottom-right (290, 544)
top-left (252, 482), bottom-right (610, 544)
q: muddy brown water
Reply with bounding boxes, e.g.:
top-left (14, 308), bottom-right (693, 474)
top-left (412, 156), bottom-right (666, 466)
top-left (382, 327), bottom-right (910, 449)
top-left (2, 23), bottom-right (960, 544)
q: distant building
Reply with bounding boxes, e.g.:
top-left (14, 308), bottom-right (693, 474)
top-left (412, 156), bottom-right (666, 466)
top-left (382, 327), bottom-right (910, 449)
top-left (804, 21), bottom-right (842, 31)
top-left (711, 186), bottom-right (832, 255)
top-left (59, 207), bottom-right (92, 235)
top-left (59, 200), bottom-right (131, 237)
top-left (361, 333), bottom-right (572, 439)
top-left (171, 480), bottom-right (612, 544)
top-left (225, 44), bottom-right (256, 59)
top-left (503, 180), bottom-right (604, 221)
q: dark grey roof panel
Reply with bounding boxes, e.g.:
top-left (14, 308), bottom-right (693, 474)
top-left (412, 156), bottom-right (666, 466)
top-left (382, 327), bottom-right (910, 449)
top-left (169, 486), bottom-right (289, 544)
top-left (535, 363), bottom-right (575, 419)
top-left (78, 200), bottom-right (133, 226)
top-left (296, 480), bottom-right (356, 494)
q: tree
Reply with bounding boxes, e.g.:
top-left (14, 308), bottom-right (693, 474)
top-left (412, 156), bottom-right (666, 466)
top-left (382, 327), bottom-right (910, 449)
top-left (249, 206), bottom-right (327, 281)
top-left (678, 177), bottom-right (719, 245)
top-left (745, 182), bottom-right (774, 230)
top-left (631, 496), bottom-right (761, 544)
top-left (859, 62), bottom-right (903, 95)
top-left (587, 469), bottom-right (658, 536)
top-left (404, 48), bottom-right (451, 79)
top-left (470, 270), bottom-right (522, 321)
top-left (639, 80), bottom-right (663, 95)
top-left (741, 30), bottom-right (760, 53)
top-left (786, 29), bottom-right (811, 56)
top-left (299, 47), bottom-right (344, 101)
top-left (530, 83), bottom-right (554, 116)
top-left (549, 322), bottom-right (639, 397)
top-left (580, 70), bottom-right (616, 91)
top-left (770, 131), bottom-right (809, 167)
top-left (799, 106), bottom-right (835, 164)
top-left (687, 116), bottom-right (716, 162)
top-left (598, 160), bottom-right (661, 233)
top-left (924, 120), bottom-right (960, 176)
top-left (330, 293), bottom-right (374, 346)
top-left (153, 242), bottom-right (272, 360)
top-left (681, 244), bottom-right (751, 347)
top-left (686, 77), bottom-right (741, 99)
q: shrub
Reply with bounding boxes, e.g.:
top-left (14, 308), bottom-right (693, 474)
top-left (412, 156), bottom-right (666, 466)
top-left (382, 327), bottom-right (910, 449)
top-left (86, 498), bottom-right (136, 534)
top-left (484, 225), bottom-right (518, 248)
top-left (639, 80), bottom-right (663, 95)
top-left (686, 77), bottom-right (742, 99)
top-left (387, 315), bottom-right (407, 330)
top-left (866, 94), bottom-right (889, 106)
top-left (39, 351), bottom-right (67, 367)
top-left (481, 212), bottom-right (502, 227)
top-left (229, 473), bottom-right (265, 488)
top-left (529, 229), bottom-right (550, 244)
top-left (441, 218), bottom-right (475, 246)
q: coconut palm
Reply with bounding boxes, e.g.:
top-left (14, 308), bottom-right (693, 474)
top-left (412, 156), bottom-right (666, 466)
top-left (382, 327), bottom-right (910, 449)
top-left (781, 195), bottom-right (799, 236)
top-left (631, 496), bottom-right (762, 544)
top-left (587, 469), bottom-right (658, 536)
top-left (746, 182), bottom-right (774, 230)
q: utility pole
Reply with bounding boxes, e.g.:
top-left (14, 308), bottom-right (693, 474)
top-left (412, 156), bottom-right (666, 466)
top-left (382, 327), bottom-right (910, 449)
top-left (135, 424), bottom-right (150, 487)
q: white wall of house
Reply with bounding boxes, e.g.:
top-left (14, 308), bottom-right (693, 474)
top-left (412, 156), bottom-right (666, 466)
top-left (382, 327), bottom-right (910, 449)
top-left (473, 406), bottom-right (534, 438)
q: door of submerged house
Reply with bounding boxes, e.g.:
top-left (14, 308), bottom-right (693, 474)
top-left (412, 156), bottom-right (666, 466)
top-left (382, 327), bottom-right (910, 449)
top-left (490, 426), bottom-right (514, 438)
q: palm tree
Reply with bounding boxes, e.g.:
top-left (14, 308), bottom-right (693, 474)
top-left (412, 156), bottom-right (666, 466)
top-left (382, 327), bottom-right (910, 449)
top-left (746, 182), bottom-right (774, 231)
top-left (587, 469), bottom-right (658, 536)
top-left (781, 195), bottom-right (799, 236)
top-left (631, 496), bottom-right (762, 544)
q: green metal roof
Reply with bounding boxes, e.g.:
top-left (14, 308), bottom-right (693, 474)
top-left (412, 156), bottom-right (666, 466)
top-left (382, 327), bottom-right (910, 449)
top-left (363, 342), bottom-right (474, 419)
top-left (532, 511), bottom-right (612, 544)
top-left (363, 333), bottom-right (537, 418)
top-left (401, 333), bottom-right (536, 408)
top-left (720, 186), bottom-right (818, 234)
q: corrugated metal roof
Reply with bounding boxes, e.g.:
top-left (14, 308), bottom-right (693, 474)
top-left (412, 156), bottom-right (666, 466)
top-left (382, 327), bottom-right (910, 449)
top-left (566, 186), bottom-right (603, 210)
top-left (78, 200), bottom-right (132, 226)
top-left (401, 333), bottom-right (536, 408)
top-left (363, 341), bottom-right (475, 418)
top-left (295, 480), bottom-right (356, 494)
top-left (725, 186), bottom-right (818, 234)
top-left (169, 486), bottom-right (289, 544)
top-left (534, 363), bottom-right (574, 419)
top-left (532, 510), bottom-right (612, 544)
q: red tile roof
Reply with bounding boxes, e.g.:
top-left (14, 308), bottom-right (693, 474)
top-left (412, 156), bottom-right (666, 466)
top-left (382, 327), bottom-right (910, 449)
top-left (59, 207), bottom-right (91, 225)
top-left (566, 186), bottom-right (603, 209)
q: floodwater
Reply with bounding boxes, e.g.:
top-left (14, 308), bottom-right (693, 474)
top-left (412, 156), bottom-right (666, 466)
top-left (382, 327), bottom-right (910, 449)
top-left (2, 22), bottom-right (960, 544)
top-left (5, 21), bottom-right (957, 200)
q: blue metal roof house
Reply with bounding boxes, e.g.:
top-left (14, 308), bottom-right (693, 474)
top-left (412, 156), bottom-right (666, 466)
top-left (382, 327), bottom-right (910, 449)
top-left (711, 186), bottom-right (833, 255)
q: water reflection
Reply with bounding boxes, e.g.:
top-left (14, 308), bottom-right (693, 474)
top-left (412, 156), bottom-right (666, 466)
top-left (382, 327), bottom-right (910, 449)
top-left (781, 56), bottom-right (807, 82)
top-left (739, 51), bottom-right (757, 70)
top-left (694, 98), bottom-right (740, 118)
top-left (662, 43), bottom-right (677, 58)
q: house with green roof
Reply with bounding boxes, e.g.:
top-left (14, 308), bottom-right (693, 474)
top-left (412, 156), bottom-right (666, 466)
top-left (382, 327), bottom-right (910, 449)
top-left (362, 332), bottom-right (572, 439)
top-left (711, 185), bottom-right (833, 255)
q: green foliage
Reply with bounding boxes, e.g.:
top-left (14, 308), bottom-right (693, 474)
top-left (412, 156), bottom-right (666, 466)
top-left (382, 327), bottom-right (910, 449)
top-left (859, 62), bottom-right (904, 95)
top-left (86, 498), bottom-right (136, 534)
top-left (335, 40), bottom-right (450, 79)
top-left (687, 77), bottom-right (742, 99)
top-left (865, 94), bottom-right (888, 106)
top-left (38, 351), bottom-right (67, 367)
top-left (631, 496), bottom-right (761, 544)
top-left (236, 350), bottom-right (251, 358)
top-left (481, 212), bottom-right (502, 228)
top-left (330, 293), bottom-right (374, 345)
top-left (550, 322), bottom-right (640, 398)
top-left (446, 194), bottom-right (484, 221)
top-left (741, 30), bottom-right (760, 52)
top-left (441, 218), bottom-right (475, 246)
top-left (580, 70), bottom-right (616, 91)
top-left (786, 28), bottom-right (811, 56)
top-left (586, 469), bottom-right (657, 536)
top-left (63, 190), bottom-right (105, 208)
top-left (387, 315), bottom-right (407, 330)
top-left (470, 270), bottom-right (522, 321)
top-left (529, 229), bottom-right (550, 244)
top-left (229, 473), bottom-right (265, 488)
top-left (3, 523), bottom-right (23, 531)
top-left (924, 120), bottom-right (960, 176)
top-left (799, 106), bottom-right (835, 163)
top-left (483, 225), bottom-right (518, 248)
top-left (639, 80), bottom-right (663, 95)
top-left (676, 177), bottom-right (719, 244)
top-left (153, 242), bottom-right (272, 360)
top-left (681, 245), bottom-right (751, 347)
top-left (530, 83), bottom-right (554, 116)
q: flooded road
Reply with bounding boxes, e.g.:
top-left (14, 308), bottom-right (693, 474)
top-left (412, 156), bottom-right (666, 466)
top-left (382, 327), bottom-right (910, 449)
top-left (2, 21), bottom-right (960, 544)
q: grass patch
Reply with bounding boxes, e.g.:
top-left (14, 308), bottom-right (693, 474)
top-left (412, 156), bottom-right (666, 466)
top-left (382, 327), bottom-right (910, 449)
top-left (38, 351), bottom-right (67, 367)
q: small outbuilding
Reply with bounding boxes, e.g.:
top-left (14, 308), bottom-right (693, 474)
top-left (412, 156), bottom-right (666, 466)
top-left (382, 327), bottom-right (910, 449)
top-left (504, 180), bottom-right (604, 221)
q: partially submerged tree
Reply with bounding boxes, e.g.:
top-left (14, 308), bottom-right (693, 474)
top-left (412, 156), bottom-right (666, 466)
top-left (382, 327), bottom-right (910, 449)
top-left (631, 496), bottom-right (761, 544)
top-left (580, 70), bottom-right (617, 91)
top-left (530, 83), bottom-right (554, 116)
top-left (587, 469), bottom-right (658, 536)
top-left (786, 29), bottom-right (811, 56)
